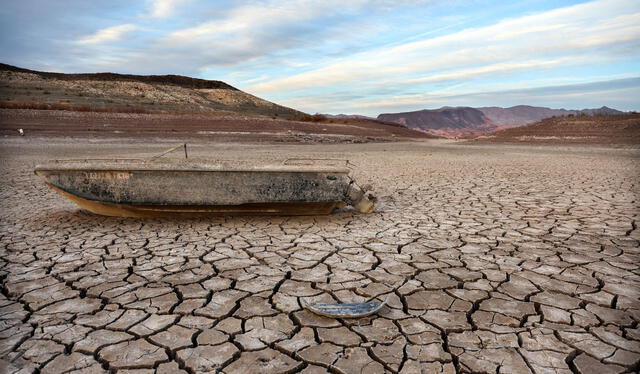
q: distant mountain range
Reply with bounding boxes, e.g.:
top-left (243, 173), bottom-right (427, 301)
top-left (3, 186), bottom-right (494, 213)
top-left (377, 105), bottom-right (624, 137)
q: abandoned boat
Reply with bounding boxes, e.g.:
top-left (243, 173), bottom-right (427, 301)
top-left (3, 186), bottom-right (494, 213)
top-left (34, 145), bottom-right (375, 217)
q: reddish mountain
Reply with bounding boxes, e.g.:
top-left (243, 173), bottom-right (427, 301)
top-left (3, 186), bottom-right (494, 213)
top-left (377, 107), bottom-right (508, 137)
top-left (378, 105), bottom-right (625, 138)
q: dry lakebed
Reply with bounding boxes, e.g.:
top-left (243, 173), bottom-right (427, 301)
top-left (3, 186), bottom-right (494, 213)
top-left (1, 138), bottom-right (639, 373)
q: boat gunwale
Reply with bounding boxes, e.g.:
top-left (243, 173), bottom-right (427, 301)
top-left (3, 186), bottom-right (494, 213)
top-left (34, 163), bottom-right (352, 174)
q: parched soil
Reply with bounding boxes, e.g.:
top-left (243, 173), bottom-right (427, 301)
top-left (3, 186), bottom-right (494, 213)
top-left (1, 139), bottom-right (639, 373)
top-left (0, 109), bottom-right (434, 143)
top-left (469, 114), bottom-right (640, 145)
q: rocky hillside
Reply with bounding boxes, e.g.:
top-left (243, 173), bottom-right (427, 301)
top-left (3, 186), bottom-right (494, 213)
top-left (468, 113), bottom-right (640, 145)
top-left (378, 105), bottom-right (625, 138)
top-left (0, 63), bottom-right (302, 117)
top-left (378, 107), bottom-right (507, 137)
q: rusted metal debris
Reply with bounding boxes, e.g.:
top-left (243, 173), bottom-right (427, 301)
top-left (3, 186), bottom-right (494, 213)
top-left (303, 297), bottom-right (388, 318)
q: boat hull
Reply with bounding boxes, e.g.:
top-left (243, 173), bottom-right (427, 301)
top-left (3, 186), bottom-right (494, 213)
top-left (46, 183), bottom-right (343, 217)
top-left (35, 161), bottom-right (354, 217)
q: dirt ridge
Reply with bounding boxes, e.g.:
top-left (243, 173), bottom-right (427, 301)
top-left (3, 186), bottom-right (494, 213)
top-left (0, 63), bottom-right (236, 90)
top-left (468, 113), bottom-right (640, 145)
top-left (0, 63), bottom-right (302, 118)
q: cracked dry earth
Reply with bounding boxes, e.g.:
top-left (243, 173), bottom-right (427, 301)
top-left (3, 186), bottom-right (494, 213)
top-left (1, 139), bottom-right (639, 374)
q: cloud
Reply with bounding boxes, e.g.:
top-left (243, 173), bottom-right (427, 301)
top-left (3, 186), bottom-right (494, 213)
top-left (376, 58), bottom-right (580, 88)
top-left (152, 0), bottom-right (426, 68)
top-left (161, 1), bottom-right (349, 47)
top-left (76, 24), bottom-right (138, 45)
top-left (247, 0), bottom-right (640, 95)
top-left (149, 0), bottom-right (190, 18)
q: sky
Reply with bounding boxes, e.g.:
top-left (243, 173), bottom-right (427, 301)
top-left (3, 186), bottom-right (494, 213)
top-left (1, 0), bottom-right (639, 116)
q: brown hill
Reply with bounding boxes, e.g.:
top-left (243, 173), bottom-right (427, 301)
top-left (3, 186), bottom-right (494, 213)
top-left (0, 63), bottom-right (301, 117)
top-left (477, 105), bottom-right (623, 126)
top-left (468, 113), bottom-right (640, 145)
top-left (378, 107), bottom-right (508, 137)
top-left (0, 63), bottom-right (236, 89)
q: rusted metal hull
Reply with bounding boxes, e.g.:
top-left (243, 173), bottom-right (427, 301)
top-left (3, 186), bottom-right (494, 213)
top-left (303, 297), bottom-right (388, 318)
top-left (34, 159), bottom-right (370, 217)
top-left (46, 183), bottom-right (343, 217)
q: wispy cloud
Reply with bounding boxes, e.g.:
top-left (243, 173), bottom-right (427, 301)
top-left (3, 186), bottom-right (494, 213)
top-left (77, 24), bottom-right (138, 45)
top-left (371, 58), bottom-right (582, 90)
top-left (248, 0), bottom-right (640, 96)
top-left (141, 0), bottom-right (436, 71)
top-left (148, 0), bottom-right (190, 18)
top-left (155, 0), bottom-right (390, 66)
